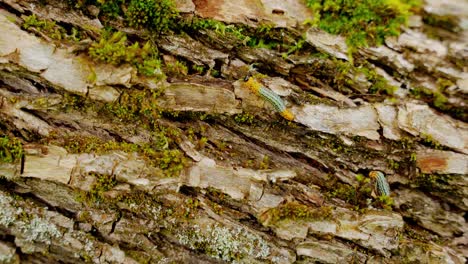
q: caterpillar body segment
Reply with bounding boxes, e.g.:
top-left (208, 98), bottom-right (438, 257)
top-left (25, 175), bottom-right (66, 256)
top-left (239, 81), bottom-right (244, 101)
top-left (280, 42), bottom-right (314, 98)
top-left (244, 77), bottom-right (262, 94)
top-left (280, 109), bottom-right (295, 121)
top-left (259, 86), bottom-right (295, 121)
top-left (258, 87), bottom-right (287, 113)
top-left (369, 171), bottom-right (391, 196)
top-left (243, 77), bottom-right (295, 121)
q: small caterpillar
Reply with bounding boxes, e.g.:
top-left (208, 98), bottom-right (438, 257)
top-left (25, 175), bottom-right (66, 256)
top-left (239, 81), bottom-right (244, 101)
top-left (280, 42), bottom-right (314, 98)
top-left (243, 76), bottom-right (295, 121)
top-left (369, 171), bottom-right (391, 196)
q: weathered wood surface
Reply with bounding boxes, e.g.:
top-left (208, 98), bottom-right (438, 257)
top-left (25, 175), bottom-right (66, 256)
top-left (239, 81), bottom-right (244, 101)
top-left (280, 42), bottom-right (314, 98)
top-left (0, 0), bottom-right (467, 263)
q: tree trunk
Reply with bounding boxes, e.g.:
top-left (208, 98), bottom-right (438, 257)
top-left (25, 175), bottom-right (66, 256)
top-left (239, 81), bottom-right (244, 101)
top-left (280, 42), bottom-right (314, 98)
top-left (0, 0), bottom-right (467, 263)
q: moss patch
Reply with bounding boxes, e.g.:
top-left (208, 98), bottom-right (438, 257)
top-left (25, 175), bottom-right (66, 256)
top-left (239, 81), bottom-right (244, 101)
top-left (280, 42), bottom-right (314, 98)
top-left (48, 134), bottom-right (186, 178)
top-left (261, 201), bottom-right (333, 225)
top-left (78, 173), bottom-right (117, 204)
top-left (423, 12), bottom-right (461, 33)
top-left (414, 173), bottom-right (452, 192)
top-left (126, 0), bottom-right (178, 33)
top-left (0, 136), bottom-right (23, 163)
top-left (298, 59), bottom-right (396, 97)
top-left (233, 112), bottom-right (256, 124)
top-left (410, 85), bottom-right (466, 121)
top-left (326, 174), bottom-right (393, 210)
top-left (103, 88), bottom-right (163, 124)
top-left (68, 0), bottom-right (177, 33)
top-left (305, 0), bottom-right (421, 51)
top-left (21, 14), bottom-right (84, 42)
top-left (327, 174), bottom-right (372, 209)
top-left (88, 31), bottom-right (164, 78)
top-left (22, 14), bottom-right (66, 40)
top-left (164, 60), bottom-right (188, 77)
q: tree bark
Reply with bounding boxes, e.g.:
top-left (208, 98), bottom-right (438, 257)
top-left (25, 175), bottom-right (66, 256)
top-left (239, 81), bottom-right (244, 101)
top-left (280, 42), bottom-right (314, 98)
top-left (0, 0), bottom-right (467, 263)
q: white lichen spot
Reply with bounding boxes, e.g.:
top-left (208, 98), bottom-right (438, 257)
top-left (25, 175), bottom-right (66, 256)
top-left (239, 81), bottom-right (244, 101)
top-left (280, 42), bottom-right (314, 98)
top-left (21, 217), bottom-right (62, 244)
top-left (1, 191), bottom-right (62, 246)
top-left (177, 224), bottom-right (270, 262)
top-left (150, 205), bottom-right (162, 219)
top-left (156, 257), bottom-right (170, 264)
top-left (128, 202), bottom-right (138, 210)
top-left (0, 243), bottom-right (16, 263)
top-left (0, 253), bottom-right (15, 263)
top-left (0, 195), bottom-right (16, 227)
top-left (84, 238), bottom-right (95, 253)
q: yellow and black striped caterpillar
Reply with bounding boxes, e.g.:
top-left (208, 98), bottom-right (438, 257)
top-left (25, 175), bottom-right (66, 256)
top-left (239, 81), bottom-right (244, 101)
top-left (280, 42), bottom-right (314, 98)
top-left (243, 76), bottom-right (295, 121)
top-left (369, 171), bottom-right (391, 196)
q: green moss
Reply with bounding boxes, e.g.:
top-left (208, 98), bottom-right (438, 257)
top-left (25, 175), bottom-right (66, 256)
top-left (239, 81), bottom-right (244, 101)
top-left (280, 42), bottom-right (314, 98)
top-left (99, 0), bottom-right (126, 18)
top-left (414, 173), bottom-right (451, 192)
top-left (104, 88), bottom-right (163, 124)
top-left (326, 174), bottom-right (384, 211)
top-left (21, 14), bottom-right (85, 42)
top-left (423, 13), bottom-right (461, 33)
top-left (67, 0), bottom-right (92, 9)
top-left (178, 198), bottom-right (201, 219)
top-left (350, 61), bottom-right (397, 95)
top-left (126, 0), bottom-right (178, 33)
top-left (305, 0), bottom-right (421, 52)
top-left (207, 200), bottom-right (224, 215)
top-left (233, 112), bottom-right (255, 124)
top-left (282, 37), bottom-right (306, 58)
top-left (307, 59), bottom-right (396, 96)
top-left (51, 133), bottom-right (186, 177)
top-left (196, 137), bottom-right (208, 150)
top-left (420, 133), bottom-right (443, 150)
top-left (413, 173), bottom-right (463, 204)
top-left (262, 202), bottom-right (333, 224)
top-left (436, 78), bottom-right (454, 91)
top-left (187, 18), bottom-right (246, 40)
top-left (156, 149), bottom-right (186, 177)
top-left (304, 131), bottom-right (361, 157)
top-left (22, 14), bottom-right (67, 40)
top-left (69, 0), bottom-right (178, 32)
top-left (206, 187), bottom-right (230, 201)
top-left (63, 93), bottom-right (87, 112)
top-left (79, 173), bottom-right (117, 204)
top-left (88, 31), bottom-right (164, 78)
top-left (182, 17), bottom-right (297, 52)
top-left (61, 89), bottom-right (188, 178)
top-left (191, 64), bottom-right (205, 74)
top-left (410, 86), bottom-right (432, 99)
top-left (388, 159), bottom-right (400, 170)
top-left (165, 60), bottom-right (188, 77)
top-left (162, 111), bottom-right (215, 122)
top-left (258, 155), bottom-right (270, 170)
top-left (67, 0), bottom-right (123, 19)
top-left (0, 136), bottom-right (23, 163)
top-left (368, 74), bottom-right (397, 95)
top-left (392, 137), bottom-right (415, 150)
top-left (59, 135), bottom-right (139, 154)
top-left (410, 86), bottom-right (465, 120)
top-left (375, 194), bottom-right (394, 210)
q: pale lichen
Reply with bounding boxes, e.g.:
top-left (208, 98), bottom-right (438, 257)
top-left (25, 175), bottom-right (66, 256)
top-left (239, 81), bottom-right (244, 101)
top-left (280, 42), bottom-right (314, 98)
top-left (0, 195), bottom-right (19, 227)
top-left (177, 224), bottom-right (270, 262)
top-left (21, 217), bottom-right (62, 244)
top-left (0, 243), bottom-right (16, 264)
top-left (0, 191), bottom-right (61, 245)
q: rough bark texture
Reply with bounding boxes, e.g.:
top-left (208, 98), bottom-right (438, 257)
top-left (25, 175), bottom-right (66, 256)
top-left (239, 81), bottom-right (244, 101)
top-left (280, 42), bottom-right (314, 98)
top-left (0, 0), bottom-right (467, 263)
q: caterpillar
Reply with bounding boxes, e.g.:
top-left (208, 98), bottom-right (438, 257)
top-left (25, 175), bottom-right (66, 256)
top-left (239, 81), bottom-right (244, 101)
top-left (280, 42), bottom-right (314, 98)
top-left (243, 76), bottom-right (295, 121)
top-left (369, 171), bottom-right (391, 196)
